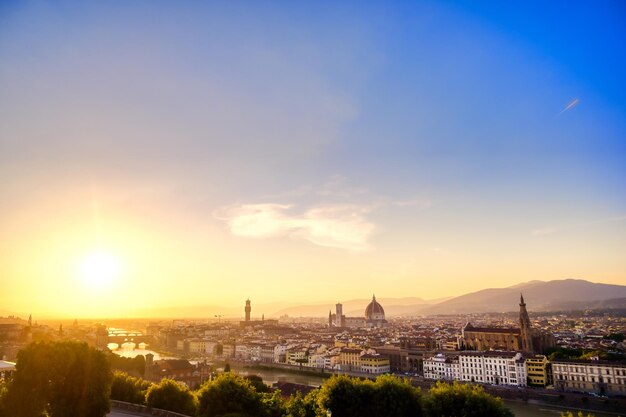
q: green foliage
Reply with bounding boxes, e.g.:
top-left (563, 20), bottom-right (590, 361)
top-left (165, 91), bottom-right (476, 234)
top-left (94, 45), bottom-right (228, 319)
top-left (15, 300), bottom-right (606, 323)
top-left (109, 352), bottom-right (146, 376)
top-left (2, 341), bottom-right (112, 417)
top-left (317, 375), bottom-right (422, 417)
top-left (197, 373), bottom-right (269, 417)
top-left (110, 371), bottom-right (153, 404)
top-left (0, 379), bottom-right (7, 417)
top-left (284, 390), bottom-right (321, 417)
top-left (603, 333), bottom-right (625, 343)
top-left (547, 347), bottom-right (584, 361)
top-left (547, 346), bottom-right (625, 361)
top-left (146, 378), bottom-right (198, 416)
top-left (261, 390), bottom-right (285, 417)
top-left (560, 412), bottom-right (595, 417)
top-left (424, 381), bottom-right (513, 417)
top-left (244, 374), bottom-right (272, 393)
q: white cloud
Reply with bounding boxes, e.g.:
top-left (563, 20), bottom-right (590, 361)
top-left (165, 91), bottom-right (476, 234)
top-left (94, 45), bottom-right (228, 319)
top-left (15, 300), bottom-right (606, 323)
top-left (531, 227), bottom-right (557, 236)
top-left (559, 98), bottom-right (580, 115)
top-left (392, 198), bottom-right (433, 208)
top-left (217, 203), bottom-right (375, 251)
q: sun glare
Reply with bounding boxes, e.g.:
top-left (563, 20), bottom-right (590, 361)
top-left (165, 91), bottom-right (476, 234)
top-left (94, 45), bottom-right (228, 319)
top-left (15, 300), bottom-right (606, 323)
top-left (77, 250), bottom-right (121, 290)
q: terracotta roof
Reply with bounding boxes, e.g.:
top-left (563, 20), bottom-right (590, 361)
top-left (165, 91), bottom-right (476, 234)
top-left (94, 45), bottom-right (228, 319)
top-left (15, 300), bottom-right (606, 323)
top-left (463, 325), bottom-right (520, 334)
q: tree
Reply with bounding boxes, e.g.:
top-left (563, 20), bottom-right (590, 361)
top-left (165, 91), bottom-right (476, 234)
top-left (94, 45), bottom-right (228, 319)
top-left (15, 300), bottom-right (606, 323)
top-left (424, 381), bottom-right (513, 417)
top-left (0, 379), bottom-right (8, 417)
top-left (110, 371), bottom-right (153, 404)
top-left (109, 352), bottom-right (146, 376)
top-left (244, 374), bottom-right (272, 393)
top-left (146, 378), bottom-right (198, 415)
top-left (317, 375), bottom-right (422, 417)
top-left (603, 333), bottom-right (625, 343)
top-left (560, 412), bottom-right (595, 417)
top-left (197, 373), bottom-right (267, 417)
top-left (3, 341), bottom-right (112, 417)
top-left (284, 390), bottom-right (321, 417)
top-left (371, 374), bottom-right (423, 417)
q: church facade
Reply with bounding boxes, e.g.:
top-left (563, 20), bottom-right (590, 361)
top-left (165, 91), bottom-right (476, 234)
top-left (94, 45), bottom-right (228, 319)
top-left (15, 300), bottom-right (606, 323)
top-left (329, 295), bottom-right (387, 329)
top-left (458, 294), bottom-right (555, 354)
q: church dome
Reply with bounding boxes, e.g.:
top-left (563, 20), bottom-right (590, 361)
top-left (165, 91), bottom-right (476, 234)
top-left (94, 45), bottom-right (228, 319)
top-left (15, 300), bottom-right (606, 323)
top-left (365, 295), bottom-right (385, 320)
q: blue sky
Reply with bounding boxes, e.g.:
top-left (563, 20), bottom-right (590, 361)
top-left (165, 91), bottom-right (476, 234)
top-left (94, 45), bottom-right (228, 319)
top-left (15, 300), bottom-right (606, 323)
top-left (1, 1), bottom-right (625, 315)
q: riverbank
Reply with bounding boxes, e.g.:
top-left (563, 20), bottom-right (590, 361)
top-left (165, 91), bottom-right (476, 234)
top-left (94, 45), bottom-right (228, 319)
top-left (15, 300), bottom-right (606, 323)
top-left (227, 361), bottom-right (626, 416)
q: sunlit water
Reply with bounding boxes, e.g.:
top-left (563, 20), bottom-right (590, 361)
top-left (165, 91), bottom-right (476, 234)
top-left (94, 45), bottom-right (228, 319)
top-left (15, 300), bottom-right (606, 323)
top-left (108, 347), bottom-right (617, 417)
top-left (109, 342), bottom-right (174, 361)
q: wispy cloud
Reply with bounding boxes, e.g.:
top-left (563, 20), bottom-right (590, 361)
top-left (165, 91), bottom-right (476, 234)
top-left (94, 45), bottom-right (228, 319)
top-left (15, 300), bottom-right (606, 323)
top-left (392, 198), bottom-right (433, 208)
top-left (559, 98), bottom-right (580, 115)
top-left (217, 203), bottom-right (375, 251)
top-left (531, 227), bottom-right (557, 236)
top-left (532, 214), bottom-right (626, 236)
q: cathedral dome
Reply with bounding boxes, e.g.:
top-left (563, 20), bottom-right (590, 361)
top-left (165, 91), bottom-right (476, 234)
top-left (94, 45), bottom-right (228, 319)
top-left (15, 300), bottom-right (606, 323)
top-left (365, 295), bottom-right (385, 320)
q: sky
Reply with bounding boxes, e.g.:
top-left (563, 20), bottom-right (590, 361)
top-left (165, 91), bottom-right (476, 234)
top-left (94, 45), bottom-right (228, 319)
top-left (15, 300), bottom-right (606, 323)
top-left (1, 1), bottom-right (625, 318)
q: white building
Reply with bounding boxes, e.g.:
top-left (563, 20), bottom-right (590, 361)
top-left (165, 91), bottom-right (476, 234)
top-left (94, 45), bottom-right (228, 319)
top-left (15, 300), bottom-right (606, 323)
top-left (424, 353), bottom-right (460, 381)
top-left (274, 344), bottom-right (287, 364)
top-left (459, 351), bottom-right (527, 387)
top-left (205, 340), bottom-right (218, 355)
top-left (552, 359), bottom-right (626, 396)
top-left (187, 338), bottom-right (207, 354)
top-left (235, 344), bottom-right (250, 360)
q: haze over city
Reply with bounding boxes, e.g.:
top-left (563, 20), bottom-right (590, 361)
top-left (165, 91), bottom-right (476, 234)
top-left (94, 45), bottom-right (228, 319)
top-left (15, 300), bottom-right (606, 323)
top-left (1, 1), bottom-right (625, 319)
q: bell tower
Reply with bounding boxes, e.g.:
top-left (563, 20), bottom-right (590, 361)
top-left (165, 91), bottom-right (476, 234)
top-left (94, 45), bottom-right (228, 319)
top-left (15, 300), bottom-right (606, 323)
top-left (245, 299), bottom-right (251, 322)
top-left (519, 293), bottom-right (534, 353)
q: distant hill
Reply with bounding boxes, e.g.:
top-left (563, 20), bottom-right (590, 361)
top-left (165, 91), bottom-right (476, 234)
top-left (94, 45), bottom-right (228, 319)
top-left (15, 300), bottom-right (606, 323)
top-left (423, 279), bottom-right (626, 314)
top-left (132, 279), bottom-right (626, 319)
top-left (273, 297), bottom-right (429, 318)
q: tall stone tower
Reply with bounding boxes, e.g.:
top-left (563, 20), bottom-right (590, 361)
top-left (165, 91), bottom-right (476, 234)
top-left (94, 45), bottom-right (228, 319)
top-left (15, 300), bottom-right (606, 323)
top-left (519, 293), bottom-right (534, 353)
top-left (245, 299), bottom-right (251, 322)
top-left (328, 310), bottom-right (332, 327)
top-left (335, 303), bottom-right (344, 327)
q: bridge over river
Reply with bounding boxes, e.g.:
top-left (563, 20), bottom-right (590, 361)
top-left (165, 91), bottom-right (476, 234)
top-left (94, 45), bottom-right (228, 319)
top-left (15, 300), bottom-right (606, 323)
top-left (107, 330), bottom-right (153, 345)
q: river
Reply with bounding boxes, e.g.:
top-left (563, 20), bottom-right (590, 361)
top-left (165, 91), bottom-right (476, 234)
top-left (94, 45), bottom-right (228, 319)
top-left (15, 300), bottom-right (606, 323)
top-left (113, 346), bottom-right (616, 416)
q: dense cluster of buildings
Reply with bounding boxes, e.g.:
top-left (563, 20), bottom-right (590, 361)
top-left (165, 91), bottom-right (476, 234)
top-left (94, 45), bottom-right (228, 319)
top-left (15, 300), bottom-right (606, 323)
top-left (2, 293), bottom-right (625, 397)
top-left (146, 295), bottom-right (626, 396)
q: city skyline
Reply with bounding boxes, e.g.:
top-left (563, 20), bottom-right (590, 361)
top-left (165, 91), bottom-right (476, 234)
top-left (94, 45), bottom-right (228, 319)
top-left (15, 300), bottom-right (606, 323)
top-left (1, 1), bottom-right (625, 318)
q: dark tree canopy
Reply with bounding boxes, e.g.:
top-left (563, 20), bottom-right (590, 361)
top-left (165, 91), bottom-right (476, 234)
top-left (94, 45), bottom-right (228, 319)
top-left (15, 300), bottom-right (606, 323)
top-left (424, 381), bottom-right (513, 417)
top-left (284, 390), bottom-right (321, 417)
top-left (109, 352), bottom-right (146, 376)
top-left (244, 374), bottom-right (272, 393)
top-left (317, 375), bottom-right (422, 417)
top-left (2, 341), bottom-right (112, 417)
top-left (197, 373), bottom-right (268, 417)
top-left (110, 371), bottom-right (153, 405)
top-left (146, 378), bottom-right (198, 416)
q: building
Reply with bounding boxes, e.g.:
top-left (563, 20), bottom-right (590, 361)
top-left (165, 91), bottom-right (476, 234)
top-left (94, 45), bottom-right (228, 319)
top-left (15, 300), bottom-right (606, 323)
top-left (552, 358), bottom-right (626, 396)
top-left (526, 355), bottom-right (551, 387)
top-left (339, 348), bottom-right (363, 371)
top-left (424, 353), bottom-right (460, 381)
top-left (286, 347), bottom-right (309, 366)
top-left (360, 354), bottom-right (390, 374)
top-left (459, 351), bottom-right (527, 387)
top-left (328, 295), bottom-right (386, 329)
top-left (458, 294), bottom-right (555, 354)
top-left (239, 299), bottom-right (278, 327)
top-left (0, 360), bottom-right (16, 379)
top-left (365, 295), bottom-right (387, 328)
top-left (329, 303), bottom-right (366, 329)
top-left (145, 358), bottom-right (209, 388)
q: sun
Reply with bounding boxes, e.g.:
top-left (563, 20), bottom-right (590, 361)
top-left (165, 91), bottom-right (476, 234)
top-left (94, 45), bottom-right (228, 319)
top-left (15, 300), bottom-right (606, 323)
top-left (77, 250), bottom-right (121, 290)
